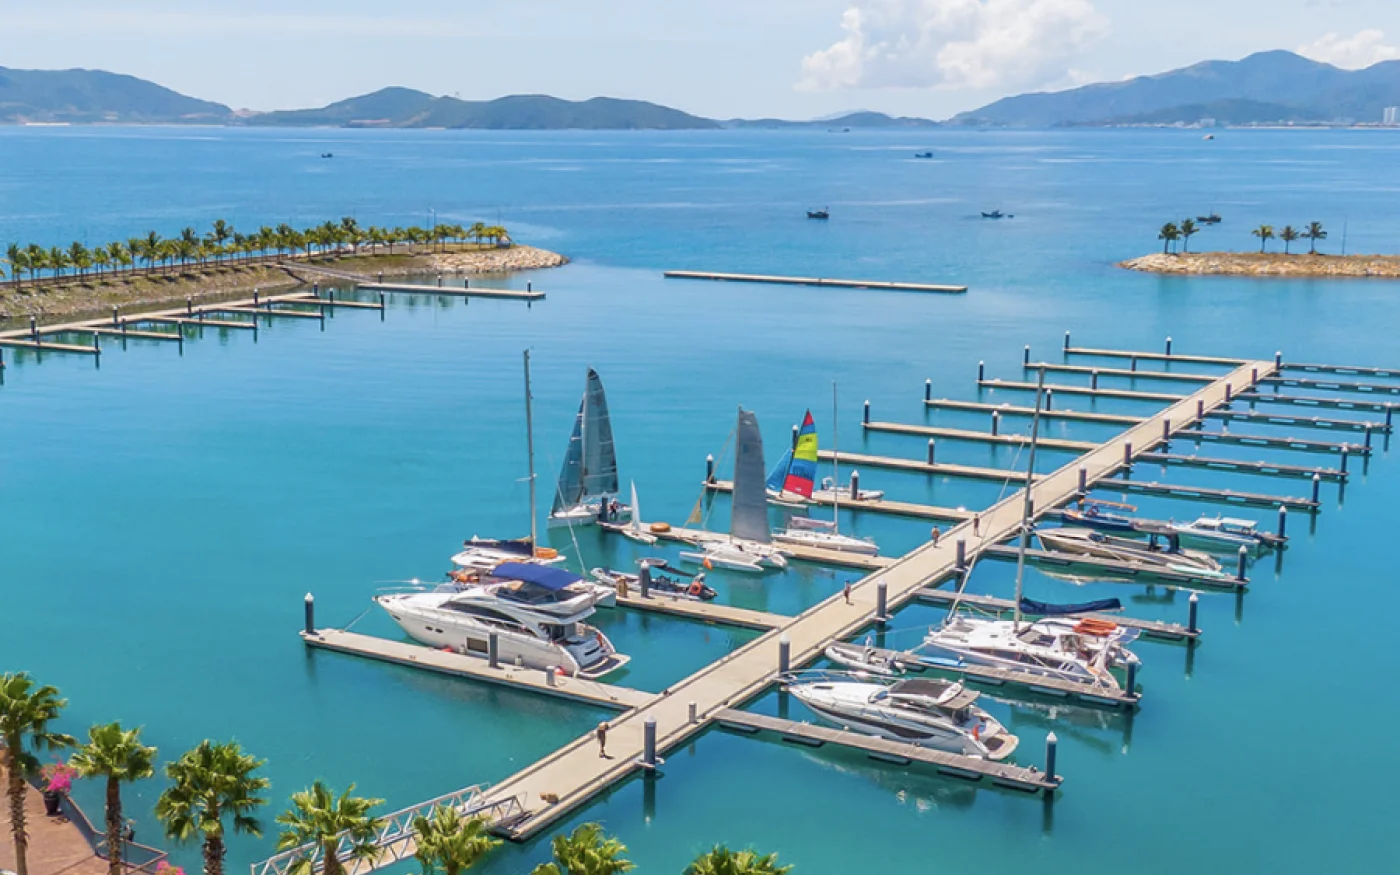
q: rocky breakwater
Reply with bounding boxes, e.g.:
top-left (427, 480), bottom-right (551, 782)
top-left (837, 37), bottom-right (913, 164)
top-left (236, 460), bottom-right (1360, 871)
top-left (431, 245), bottom-right (569, 275)
top-left (1120, 251), bottom-right (1400, 278)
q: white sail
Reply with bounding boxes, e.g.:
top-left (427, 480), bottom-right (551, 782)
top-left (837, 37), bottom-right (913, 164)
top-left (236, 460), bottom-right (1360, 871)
top-left (730, 407), bottom-right (772, 544)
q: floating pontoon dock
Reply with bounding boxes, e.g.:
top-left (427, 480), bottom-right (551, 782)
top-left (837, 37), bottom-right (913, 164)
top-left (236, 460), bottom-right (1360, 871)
top-left (612, 589), bottom-right (785, 630)
top-left (598, 520), bottom-right (894, 571)
top-left (662, 270), bottom-right (967, 294)
top-left (702, 479), bottom-right (974, 522)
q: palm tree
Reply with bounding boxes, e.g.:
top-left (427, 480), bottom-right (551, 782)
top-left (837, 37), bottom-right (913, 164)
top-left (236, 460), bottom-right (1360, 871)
top-left (211, 220), bottom-right (233, 263)
top-left (468, 223), bottom-right (486, 247)
top-left (69, 723), bottom-right (157, 875)
top-left (685, 846), bottom-right (792, 875)
top-left (142, 232), bottom-right (163, 270)
top-left (48, 246), bottom-right (71, 279)
top-left (1157, 222), bottom-right (1180, 255)
top-left (93, 247), bottom-right (112, 279)
top-left (411, 805), bottom-right (499, 875)
top-left (4, 244), bottom-right (26, 285)
top-left (156, 741), bottom-right (269, 875)
top-left (1304, 221), bottom-right (1327, 254)
top-left (1, 674), bottom-right (75, 875)
top-left (1178, 218), bottom-right (1198, 254)
top-left (530, 823), bottom-right (634, 875)
top-left (25, 245), bottom-right (47, 281)
top-left (275, 781), bottom-right (384, 875)
top-left (108, 242), bottom-right (133, 276)
top-left (1251, 224), bottom-right (1274, 253)
top-left (1279, 225), bottom-right (1300, 254)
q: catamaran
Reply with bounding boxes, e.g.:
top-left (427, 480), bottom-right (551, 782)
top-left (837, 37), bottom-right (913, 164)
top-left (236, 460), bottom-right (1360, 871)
top-left (784, 672), bottom-right (1019, 760)
top-left (374, 562), bottom-right (628, 678)
top-left (678, 407), bottom-right (790, 573)
top-left (452, 351), bottom-right (566, 572)
top-left (548, 368), bottom-right (630, 528)
top-left (1035, 527), bottom-right (1229, 578)
top-left (921, 372), bottom-right (1142, 691)
top-left (771, 393), bottom-right (880, 556)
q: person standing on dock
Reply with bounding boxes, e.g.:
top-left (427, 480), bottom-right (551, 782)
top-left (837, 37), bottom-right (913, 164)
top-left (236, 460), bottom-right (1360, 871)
top-left (930, 526), bottom-right (941, 545)
top-left (972, 515), bottom-right (981, 537)
top-left (843, 581), bottom-right (852, 605)
top-left (596, 721), bottom-right (610, 758)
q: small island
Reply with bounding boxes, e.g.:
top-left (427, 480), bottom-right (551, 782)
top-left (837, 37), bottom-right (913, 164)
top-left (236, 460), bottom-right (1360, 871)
top-left (1121, 218), bottom-right (1400, 278)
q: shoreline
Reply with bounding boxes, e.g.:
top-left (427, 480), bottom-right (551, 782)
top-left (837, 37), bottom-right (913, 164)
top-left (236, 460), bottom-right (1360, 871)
top-left (1119, 251), bottom-right (1400, 278)
top-left (0, 245), bottom-right (568, 328)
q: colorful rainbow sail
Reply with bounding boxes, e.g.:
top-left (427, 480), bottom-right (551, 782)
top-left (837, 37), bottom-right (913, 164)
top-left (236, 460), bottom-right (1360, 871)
top-left (772, 410), bottom-right (818, 498)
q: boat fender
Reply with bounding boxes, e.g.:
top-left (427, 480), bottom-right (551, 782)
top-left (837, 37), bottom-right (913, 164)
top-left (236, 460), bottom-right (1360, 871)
top-left (688, 580), bottom-right (705, 597)
top-left (650, 522), bottom-right (672, 534)
top-left (535, 547), bottom-right (559, 559)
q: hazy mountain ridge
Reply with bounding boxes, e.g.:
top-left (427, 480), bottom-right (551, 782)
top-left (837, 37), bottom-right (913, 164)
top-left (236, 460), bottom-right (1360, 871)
top-left (0, 66), bottom-right (232, 123)
top-left (954, 51), bottom-right (1400, 127)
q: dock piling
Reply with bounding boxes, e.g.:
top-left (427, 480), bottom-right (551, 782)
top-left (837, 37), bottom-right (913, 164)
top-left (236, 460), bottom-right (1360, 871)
top-left (437, 274), bottom-right (443, 288)
top-left (1091, 370), bottom-right (1099, 390)
top-left (1123, 442), bottom-right (1133, 468)
top-left (778, 634), bottom-right (791, 674)
top-left (1063, 331), bottom-right (1070, 351)
top-left (926, 439), bottom-right (936, 465)
top-left (925, 378), bottom-right (932, 402)
top-left (1364, 424), bottom-right (1374, 450)
top-left (545, 666), bottom-right (557, 687)
top-left (1275, 351), bottom-right (1283, 369)
top-left (850, 470), bottom-right (860, 500)
top-left (1251, 367), bottom-right (1259, 385)
top-left (304, 593), bottom-right (315, 635)
top-left (1045, 732), bottom-right (1058, 784)
top-left (313, 282), bottom-right (319, 297)
top-left (29, 316), bottom-right (38, 344)
top-left (112, 307), bottom-right (119, 328)
top-left (875, 579), bottom-right (888, 624)
top-left (689, 701), bottom-right (698, 724)
top-left (1130, 355), bottom-right (1138, 372)
top-left (378, 271), bottom-right (384, 283)
top-left (1225, 383), bottom-right (1233, 403)
top-left (1044, 389), bottom-right (1053, 410)
top-left (705, 454), bottom-right (715, 483)
top-left (489, 632), bottom-right (499, 668)
top-left (1277, 505), bottom-right (1288, 538)
top-left (1340, 447), bottom-right (1349, 474)
top-left (1311, 473), bottom-right (1321, 506)
top-left (1236, 546), bottom-right (1248, 581)
top-left (186, 297), bottom-right (193, 316)
top-left (991, 411), bottom-right (1000, 437)
top-left (1387, 407), bottom-right (1394, 430)
top-left (1077, 467), bottom-right (1087, 496)
top-left (1162, 418), bottom-right (1171, 444)
top-left (465, 278), bottom-right (470, 289)
top-left (1125, 661), bottom-right (1138, 695)
top-left (643, 717), bottom-right (658, 769)
top-left (955, 539), bottom-right (967, 571)
top-left (1165, 336), bottom-right (1172, 356)
top-left (1187, 593), bottom-right (1199, 635)
top-left (863, 400), bottom-right (870, 425)
top-left (1197, 399), bottom-right (1205, 421)
top-left (528, 281), bottom-right (533, 292)
top-left (1023, 345), bottom-right (1030, 366)
top-left (253, 290), bottom-right (260, 308)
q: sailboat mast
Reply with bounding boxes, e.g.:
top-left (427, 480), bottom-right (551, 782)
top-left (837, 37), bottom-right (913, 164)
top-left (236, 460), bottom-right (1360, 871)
top-left (831, 381), bottom-right (840, 532)
top-left (1013, 367), bottom-right (1047, 630)
top-left (524, 350), bottom-right (538, 550)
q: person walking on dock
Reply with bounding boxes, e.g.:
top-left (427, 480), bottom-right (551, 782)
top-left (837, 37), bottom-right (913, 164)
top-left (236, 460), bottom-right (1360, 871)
top-left (596, 721), bottom-right (610, 758)
top-left (972, 514), bottom-right (981, 537)
top-left (930, 526), bottom-right (941, 545)
top-left (843, 581), bottom-right (852, 605)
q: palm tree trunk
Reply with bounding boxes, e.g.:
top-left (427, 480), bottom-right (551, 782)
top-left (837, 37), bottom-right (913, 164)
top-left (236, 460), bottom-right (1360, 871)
top-left (322, 840), bottom-right (344, 875)
top-left (203, 833), bottom-right (226, 875)
top-left (104, 777), bottom-right (123, 875)
top-left (6, 746), bottom-right (29, 875)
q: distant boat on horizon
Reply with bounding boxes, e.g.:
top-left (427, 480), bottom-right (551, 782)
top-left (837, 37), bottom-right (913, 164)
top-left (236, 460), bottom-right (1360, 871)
top-left (807, 207), bottom-right (830, 220)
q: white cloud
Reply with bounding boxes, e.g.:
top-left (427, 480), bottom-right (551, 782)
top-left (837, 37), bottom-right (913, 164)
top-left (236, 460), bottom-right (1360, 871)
top-left (798, 0), bottom-right (1109, 92)
top-left (1297, 29), bottom-right (1400, 69)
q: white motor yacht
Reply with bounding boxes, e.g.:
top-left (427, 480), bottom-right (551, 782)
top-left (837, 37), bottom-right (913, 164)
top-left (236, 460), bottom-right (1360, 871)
top-left (1036, 527), bottom-right (1228, 578)
top-left (785, 673), bottom-right (1019, 761)
top-left (450, 537), bottom-right (566, 572)
top-left (375, 563), bottom-right (628, 678)
top-left (922, 615), bottom-right (1140, 690)
top-left (1163, 515), bottom-right (1285, 552)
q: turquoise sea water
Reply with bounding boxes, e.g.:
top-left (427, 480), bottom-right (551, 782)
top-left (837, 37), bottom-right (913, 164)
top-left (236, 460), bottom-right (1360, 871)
top-left (3, 126), bottom-right (1400, 873)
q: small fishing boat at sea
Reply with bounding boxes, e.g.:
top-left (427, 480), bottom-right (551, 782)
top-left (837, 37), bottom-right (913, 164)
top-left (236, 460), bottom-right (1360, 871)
top-left (548, 368), bottom-right (630, 528)
top-left (678, 407), bottom-right (790, 573)
top-left (374, 563), bottom-right (628, 678)
top-left (590, 559), bottom-right (716, 601)
top-left (807, 208), bottom-right (830, 220)
top-left (981, 210), bottom-right (1007, 219)
top-left (1196, 212), bottom-right (1222, 224)
top-left (1036, 527), bottom-right (1228, 577)
top-left (914, 151), bottom-right (934, 158)
top-left (784, 672), bottom-right (1019, 760)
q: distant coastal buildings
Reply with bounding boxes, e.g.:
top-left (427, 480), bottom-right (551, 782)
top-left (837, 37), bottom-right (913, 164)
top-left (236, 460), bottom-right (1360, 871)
top-left (1385, 106), bottom-right (1399, 126)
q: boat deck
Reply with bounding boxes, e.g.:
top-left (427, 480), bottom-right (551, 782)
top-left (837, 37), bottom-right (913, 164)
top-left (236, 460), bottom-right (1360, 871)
top-left (712, 710), bottom-right (1058, 791)
top-left (977, 544), bottom-right (1246, 591)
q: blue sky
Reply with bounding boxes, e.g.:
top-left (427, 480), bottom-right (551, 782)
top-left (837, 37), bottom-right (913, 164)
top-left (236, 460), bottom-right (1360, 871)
top-left (7, 0), bottom-right (1400, 118)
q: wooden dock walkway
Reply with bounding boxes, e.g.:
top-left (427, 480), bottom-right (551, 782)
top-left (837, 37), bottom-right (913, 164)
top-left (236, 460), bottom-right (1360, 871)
top-left (977, 545), bottom-right (1246, 591)
top-left (712, 710), bottom-right (1058, 791)
top-left (1026, 362), bottom-right (1217, 383)
top-left (1177, 427), bottom-right (1368, 456)
top-left (302, 629), bottom-right (648, 710)
top-left (1063, 346), bottom-right (1247, 367)
top-left (979, 379), bottom-right (1184, 403)
top-left (818, 449), bottom-right (1030, 483)
top-left (0, 337), bottom-right (100, 354)
top-left (662, 270), bottom-right (967, 294)
top-left (925, 398), bottom-right (1142, 425)
top-left (703, 479), bottom-right (974, 522)
top-left (355, 281), bottom-right (545, 301)
top-left (1096, 478), bottom-right (1319, 511)
top-left (1260, 376), bottom-right (1400, 396)
top-left (1207, 409), bottom-right (1390, 434)
top-left (612, 589), bottom-right (785, 630)
top-left (915, 589), bottom-right (1198, 641)
top-left (1283, 361), bottom-right (1400, 379)
top-left (1235, 392), bottom-right (1396, 414)
top-left (1136, 450), bottom-right (1345, 482)
top-left (863, 421), bottom-right (1097, 452)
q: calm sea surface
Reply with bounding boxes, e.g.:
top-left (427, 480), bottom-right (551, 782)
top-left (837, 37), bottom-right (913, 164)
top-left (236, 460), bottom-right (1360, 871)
top-left (2, 126), bottom-right (1399, 873)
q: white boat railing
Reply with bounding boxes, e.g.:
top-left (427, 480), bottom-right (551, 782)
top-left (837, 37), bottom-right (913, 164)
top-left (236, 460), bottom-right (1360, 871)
top-left (248, 784), bottom-right (524, 875)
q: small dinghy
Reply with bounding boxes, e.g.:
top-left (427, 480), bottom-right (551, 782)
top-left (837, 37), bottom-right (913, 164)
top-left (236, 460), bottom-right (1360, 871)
top-left (824, 641), bottom-right (906, 676)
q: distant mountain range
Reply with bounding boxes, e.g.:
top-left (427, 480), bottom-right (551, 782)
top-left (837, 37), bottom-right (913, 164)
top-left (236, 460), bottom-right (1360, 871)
top-left (953, 51), bottom-right (1400, 127)
top-left (5, 52), bottom-right (1400, 129)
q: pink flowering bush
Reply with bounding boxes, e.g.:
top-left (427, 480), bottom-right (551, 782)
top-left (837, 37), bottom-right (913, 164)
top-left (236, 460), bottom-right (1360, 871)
top-left (40, 762), bottom-right (78, 795)
top-left (156, 862), bottom-right (185, 875)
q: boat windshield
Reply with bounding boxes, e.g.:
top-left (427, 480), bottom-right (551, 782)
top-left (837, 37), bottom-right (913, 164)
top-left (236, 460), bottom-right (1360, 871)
top-left (494, 580), bottom-right (575, 605)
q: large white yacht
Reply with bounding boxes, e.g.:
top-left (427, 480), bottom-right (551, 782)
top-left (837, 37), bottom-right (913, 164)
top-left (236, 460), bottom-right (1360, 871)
top-left (923, 615), bottom-right (1140, 690)
top-left (785, 673), bottom-right (1019, 761)
top-left (374, 563), bottom-right (628, 678)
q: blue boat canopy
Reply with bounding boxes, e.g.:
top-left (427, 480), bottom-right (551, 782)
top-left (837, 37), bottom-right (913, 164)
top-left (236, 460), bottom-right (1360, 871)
top-left (493, 562), bottom-right (584, 591)
top-left (1020, 596), bottom-right (1122, 617)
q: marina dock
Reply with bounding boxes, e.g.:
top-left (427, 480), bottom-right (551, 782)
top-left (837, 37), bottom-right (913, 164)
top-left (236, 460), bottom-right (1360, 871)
top-left (1235, 392), bottom-right (1397, 415)
top-left (713, 710), bottom-right (1058, 791)
top-left (817, 449), bottom-right (1031, 483)
top-left (978, 379), bottom-right (1184, 403)
top-left (925, 398), bottom-right (1143, 426)
top-left (1025, 361), bottom-right (1217, 383)
top-left (612, 589), bottom-right (785, 630)
top-left (1259, 376), bottom-right (1400, 396)
top-left (1097, 477), bottom-right (1319, 511)
top-left (355, 280), bottom-right (545, 300)
top-left (702, 479), bottom-right (974, 522)
top-left (599, 520), bottom-right (894, 570)
top-left (863, 421), bottom-right (1097, 453)
top-left (1062, 343), bottom-right (1246, 367)
top-left (662, 270), bottom-right (967, 294)
top-left (915, 589), bottom-right (1198, 641)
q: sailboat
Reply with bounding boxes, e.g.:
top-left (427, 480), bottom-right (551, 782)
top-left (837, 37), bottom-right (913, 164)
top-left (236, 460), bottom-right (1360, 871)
top-left (451, 351), bottom-right (564, 571)
top-left (678, 407), bottom-right (790, 573)
top-left (920, 371), bottom-right (1141, 690)
top-left (548, 368), bottom-right (630, 528)
top-left (772, 390), bottom-right (879, 556)
top-left (620, 481), bottom-right (657, 545)
top-left (766, 412), bottom-right (883, 505)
